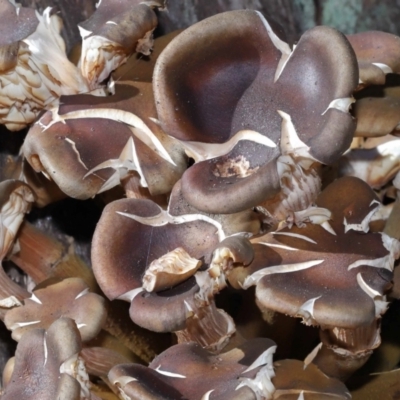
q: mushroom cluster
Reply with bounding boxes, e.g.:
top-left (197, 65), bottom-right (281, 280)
top-left (1, 1), bottom-right (400, 399)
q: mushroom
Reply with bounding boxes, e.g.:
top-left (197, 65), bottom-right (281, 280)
top-left (91, 174), bottom-right (263, 349)
top-left (2, 317), bottom-right (92, 399)
top-left (79, 0), bottom-right (167, 88)
top-left (338, 135), bottom-right (400, 192)
top-left (91, 192), bottom-right (238, 351)
top-left (353, 86), bottom-right (400, 138)
top-left (348, 368), bottom-right (400, 399)
top-left (153, 10), bottom-right (358, 223)
top-left (347, 31), bottom-right (400, 88)
top-left (22, 81), bottom-right (186, 199)
top-left (109, 339), bottom-right (351, 399)
top-left (109, 338), bottom-right (277, 400)
top-left (238, 177), bottom-right (400, 379)
top-left (167, 179), bottom-right (262, 237)
top-left (91, 196), bottom-right (222, 301)
top-left (4, 277), bottom-right (107, 342)
top-left (0, 1), bottom-right (90, 130)
top-left (272, 359), bottom-right (351, 399)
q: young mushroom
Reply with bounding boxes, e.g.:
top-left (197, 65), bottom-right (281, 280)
top-left (109, 338), bottom-right (351, 399)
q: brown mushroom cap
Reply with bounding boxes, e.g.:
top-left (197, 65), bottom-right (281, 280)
top-left (0, 3), bottom-right (89, 131)
top-left (4, 277), bottom-right (107, 342)
top-left (0, 1), bottom-right (38, 47)
top-left (129, 277), bottom-right (199, 332)
top-left (80, 2), bottom-right (157, 51)
top-left (110, 364), bottom-right (185, 400)
top-left (347, 31), bottom-right (400, 87)
top-left (354, 92), bottom-right (400, 138)
top-left (168, 179), bottom-right (262, 237)
top-left (352, 72), bottom-right (400, 142)
top-left (2, 317), bottom-right (85, 400)
top-left (91, 192), bottom-right (239, 345)
top-left (272, 359), bottom-right (351, 399)
top-left (242, 177), bottom-right (396, 330)
top-left (109, 338), bottom-right (276, 400)
top-left (153, 10), bottom-right (358, 214)
top-left (91, 197), bottom-right (220, 300)
top-left (23, 82), bottom-right (186, 199)
top-left (23, 105), bottom-right (131, 199)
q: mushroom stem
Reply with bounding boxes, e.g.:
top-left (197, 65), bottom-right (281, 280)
top-left (0, 266), bottom-right (29, 320)
top-left (10, 221), bottom-right (98, 290)
top-left (174, 271), bottom-right (236, 353)
top-left (311, 322), bottom-right (381, 381)
top-left (311, 342), bottom-right (372, 382)
top-left (257, 156), bottom-right (322, 229)
top-left (175, 300), bottom-right (235, 353)
top-left (0, 266), bottom-right (28, 300)
top-left (80, 346), bottom-right (134, 397)
top-left (81, 347), bottom-right (133, 378)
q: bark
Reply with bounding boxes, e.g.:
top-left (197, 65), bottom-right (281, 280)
top-left (18, 0), bottom-right (400, 51)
